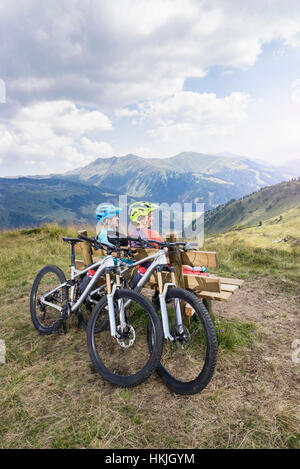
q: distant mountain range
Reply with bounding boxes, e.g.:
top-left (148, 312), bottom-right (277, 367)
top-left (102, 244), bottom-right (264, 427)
top-left (62, 152), bottom-right (299, 206)
top-left (204, 179), bottom-right (300, 233)
top-left (0, 151), bottom-right (299, 230)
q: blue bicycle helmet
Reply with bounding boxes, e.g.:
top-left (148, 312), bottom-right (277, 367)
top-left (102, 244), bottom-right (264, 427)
top-left (96, 203), bottom-right (121, 222)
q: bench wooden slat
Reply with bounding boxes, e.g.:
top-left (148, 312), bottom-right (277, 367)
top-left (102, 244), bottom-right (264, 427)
top-left (132, 248), bottom-right (218, 269)
top-left (74, 244), bottom-right (82, 254)
top-left (92, 255), bottom-right (104, 263)
top-left (197, 291), bottom-right (233, 301)
top-left (181, 251), bottom-right (218, 269)
top-left (220, 284), bottom-right (239, 293)
top-left (75, 260), bottom-right (86, 270)
top-left (144, 271), bottom-right (220, 292)
top-left (183, 275), bottom-right (221, 292)
top-left (133, 248), bottom-right (158, 261)
top-left (91, 247), bottom-right (107, 257)
top-left (217, 277), bottom-right (244, 287)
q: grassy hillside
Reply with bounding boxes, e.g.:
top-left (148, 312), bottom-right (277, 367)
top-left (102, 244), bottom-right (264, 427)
top-left (206, 206), bottom-right (300, 254)
top-left (0, 178), bottom-right (129, 230)
top-left (205, 179), bottom-right (300, 233)
top-left (0, 224), bottom-right (299, 448)
top-left (203, 209), bottom-right (300, 293)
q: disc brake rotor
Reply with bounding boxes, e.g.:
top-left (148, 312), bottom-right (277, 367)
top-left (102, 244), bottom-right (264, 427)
top-left (116, 324), bottom-right (136, 348)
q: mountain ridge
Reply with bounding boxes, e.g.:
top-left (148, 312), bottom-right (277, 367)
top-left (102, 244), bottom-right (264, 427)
top-left (60, 151), bottom-right (292, 207)
top-left (1, 151), bottom-right (299, 230)
top-left (204, 178), bottom-right (300, 233)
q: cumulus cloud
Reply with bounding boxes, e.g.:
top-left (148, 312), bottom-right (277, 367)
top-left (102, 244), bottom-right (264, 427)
top-left (135, 91), bottom-right (250, 142)
top-left (1, 0), bottom-right (300, 111)
top-left (1, 1), bottom-right (300, 172)
top-left (0, 79), bottom-right (6, 103)
top-left (0, 100), bottom-right (113, 175)
top-left (115, 109), bottom-right (139, 118)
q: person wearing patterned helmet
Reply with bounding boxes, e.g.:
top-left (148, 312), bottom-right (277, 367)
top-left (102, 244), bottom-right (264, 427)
top-left (96, 203), bottom-right (121, 248)
top-left (129, 201), bottom-right (162, 247)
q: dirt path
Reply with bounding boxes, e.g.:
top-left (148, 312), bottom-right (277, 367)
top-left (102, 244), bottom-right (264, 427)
top-left (140, 278), bottom-right (300, 448)
top-left (216, 277), bottom-right (299, 370)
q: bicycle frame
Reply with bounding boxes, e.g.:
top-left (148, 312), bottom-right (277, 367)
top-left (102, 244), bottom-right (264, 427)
top-left (39, 239), bottom-right (184, 340)
top-left (39, 253), bottom-right (126, 338)
top-left (120, 248), bottom-right (184, 341)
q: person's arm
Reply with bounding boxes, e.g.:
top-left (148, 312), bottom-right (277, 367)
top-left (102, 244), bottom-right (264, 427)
top-left (146, 229), bottom-right (163, 243)
top-left (97, 229), bottom-right (114, 248)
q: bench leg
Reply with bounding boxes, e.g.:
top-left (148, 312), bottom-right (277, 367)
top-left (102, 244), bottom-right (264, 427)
top-left (203, 298), bottom-right (213, 315)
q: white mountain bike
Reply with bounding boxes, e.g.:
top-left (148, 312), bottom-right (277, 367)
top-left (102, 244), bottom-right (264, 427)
top-left (105, 233), bottom-right (218, 395)
top-left (30, 236), bottom-right (163, 388)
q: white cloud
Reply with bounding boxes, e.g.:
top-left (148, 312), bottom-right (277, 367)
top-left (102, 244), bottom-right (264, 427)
top-left (16, 100), bottom-right (112, 136)
top-left (79, 137), bottom-right (114, 157)
top-left (130, 146), bottom-right (155, 158)
top-left (1, 1), bottom-right (300, 172)
top-left (2, 0), bottom-right (300, 111)
top-left (137, 91), bottom-right (250, 141)
top-left (291, 79), bottom-right (300, 103)
top-left (0, 100), bottom-right (113, 175)
top-left (115, 108), bottom-right (139, 118)
top-left (0, 79), bottom-right (6, 103)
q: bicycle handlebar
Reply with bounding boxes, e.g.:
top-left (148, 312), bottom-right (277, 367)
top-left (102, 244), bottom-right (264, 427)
top-left (77, 234), bottom-right (95, 243)
top-left (127, 236), bottom-right (193, 251)
top-left (77, 233), bottom-right (194, 253)
top-left (77, 234), bottom-right (137, 257)
top-left (77, 234), bottom-right (105, 250)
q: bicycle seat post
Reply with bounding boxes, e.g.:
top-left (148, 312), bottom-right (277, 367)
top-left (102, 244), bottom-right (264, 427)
top-left (70, 242), bottom-right (76, 267)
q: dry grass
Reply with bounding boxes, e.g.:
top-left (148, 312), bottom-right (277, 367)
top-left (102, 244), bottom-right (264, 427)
top-left (0, 224), bottom-right (299, 449)
top-left (206, 206), bottom-right (300, 251)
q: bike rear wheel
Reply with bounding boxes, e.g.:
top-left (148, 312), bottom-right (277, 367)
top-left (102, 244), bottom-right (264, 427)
top-left (30, 265), bottom-right (67, 334)
top-left (87, 289), bottom-right (163, 388)
top-left (149, 288), bottom-right (218, 395)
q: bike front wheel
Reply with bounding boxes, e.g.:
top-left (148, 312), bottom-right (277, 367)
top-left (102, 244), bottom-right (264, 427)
top-left (149, 288), bottom-right (218, 395)
top-left (30, 265), bottom-right (67, 334)
top-left (87, 289), bottom-right (163, 388)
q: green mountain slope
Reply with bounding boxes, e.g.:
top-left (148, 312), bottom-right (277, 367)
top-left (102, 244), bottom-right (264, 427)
top-left (0, 178), bottom-right (120, 229)
top-left (205, 179), bottom-right (300, 233)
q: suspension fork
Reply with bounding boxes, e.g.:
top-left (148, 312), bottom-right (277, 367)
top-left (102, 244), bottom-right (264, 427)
top-left (105, 267), bottom-right (126, 338)
top-left (157, 266), bottom-right (184, 340)
top-left (170, 270), bottom-right (184, 334)
top-left (115, 269), bottom-right (127, 329)
top-left (156, 267), bottom-right (173, 341)
top-left (105, 267), bottom-right (118, 338)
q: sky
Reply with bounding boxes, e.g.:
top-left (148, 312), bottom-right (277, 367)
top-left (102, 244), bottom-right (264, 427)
top-left (1, 0), bottom-right (300, 176)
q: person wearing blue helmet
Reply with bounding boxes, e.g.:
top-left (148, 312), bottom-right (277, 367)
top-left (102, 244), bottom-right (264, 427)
top-left (95, 203), bottom-right (121, 248)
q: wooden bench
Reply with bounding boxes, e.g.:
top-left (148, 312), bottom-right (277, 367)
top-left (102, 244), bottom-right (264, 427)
top-left (74, 230), bottom-right (244, 314)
